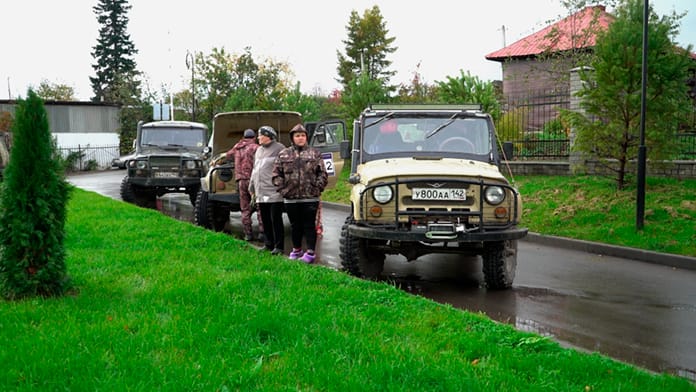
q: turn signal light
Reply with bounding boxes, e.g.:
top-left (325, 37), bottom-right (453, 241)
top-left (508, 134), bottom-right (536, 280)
top-left (494, 206), bottom-right (508, 218)
top-left (369, 205), bottom-right (383, 217)
top-left (216, 182), bottom-right (226, 191)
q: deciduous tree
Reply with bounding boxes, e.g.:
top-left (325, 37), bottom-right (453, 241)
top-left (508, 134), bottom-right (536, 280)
top-left (436, 71), bottom-right (502, 121)
top-left (35, 80), bottom-right (76, 101)
top-left (341, 71), bottom-right (389, 123)
top-left (191, 47), bottom-right (294, 123)
top-left (394, 63), bottom-right (438, 103)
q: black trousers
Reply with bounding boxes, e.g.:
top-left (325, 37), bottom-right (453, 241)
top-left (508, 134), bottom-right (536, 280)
top-left (258, 202), bottom-right (284, 251)
top-left (284, 201), bottom-right (319, 251)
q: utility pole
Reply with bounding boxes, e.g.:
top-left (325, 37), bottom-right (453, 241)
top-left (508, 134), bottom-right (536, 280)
top-left (186, 51), bottom-right (196, 122)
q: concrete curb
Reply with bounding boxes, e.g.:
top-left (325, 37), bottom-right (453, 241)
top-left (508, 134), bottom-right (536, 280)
top-left (524, 232), bottom-right (696, 271)
top-left (321, 202), bottom-right (696, 271)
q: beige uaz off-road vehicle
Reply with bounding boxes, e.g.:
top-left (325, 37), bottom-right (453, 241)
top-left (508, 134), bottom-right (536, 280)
top-left (194, 111), bottom-right (348, 232)
top-left (339, 104), bottom-right (527, 289)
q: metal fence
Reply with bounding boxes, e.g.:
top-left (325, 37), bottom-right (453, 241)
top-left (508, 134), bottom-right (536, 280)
top-left (502, 133), bottom-right (696, 160)
top-left (676, 133), bottom-right (696, 159)
top-left (498, 90), bottom-right (696, 161)
top-left (502, 90), bottom-right (570, 133)
top-left (56, 144), bottom-right (120, 171)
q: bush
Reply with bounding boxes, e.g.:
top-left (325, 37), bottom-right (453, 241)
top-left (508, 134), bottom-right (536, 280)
top-left (495, 107), bottom-right (528, 143)
top-left (538, 117), bottom-right (569, 140)
top-left (0, 90), bottom-right (71, 299)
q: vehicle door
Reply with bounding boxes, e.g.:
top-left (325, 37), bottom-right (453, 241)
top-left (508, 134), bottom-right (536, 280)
top-left (307, 120), bottom-right (348, 189)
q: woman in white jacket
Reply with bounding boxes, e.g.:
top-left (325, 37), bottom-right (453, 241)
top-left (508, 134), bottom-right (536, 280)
top-left (249, 125), bottom-right (285, 255)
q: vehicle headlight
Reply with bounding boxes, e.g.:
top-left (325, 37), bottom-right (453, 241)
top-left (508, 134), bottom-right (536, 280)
top-left (184, 160), bottom-right (198, 169)
top-left (484, 186), bottom-right (506, 205)
top-left (372, 185), bottom-right (393, 204)
top-left (136, 160), bottom-right (148, 170)
top-left (218, 168), bottom-right (233, 182)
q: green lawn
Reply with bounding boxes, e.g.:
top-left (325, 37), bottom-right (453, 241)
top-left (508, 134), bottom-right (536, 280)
top-left (514, 175), bottom-right (696, 257)
top-left (0, 188), bottom-right (693, 390)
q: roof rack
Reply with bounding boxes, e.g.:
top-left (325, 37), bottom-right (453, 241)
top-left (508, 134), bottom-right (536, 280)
top-left (369, 103), bottom-right (482, 111)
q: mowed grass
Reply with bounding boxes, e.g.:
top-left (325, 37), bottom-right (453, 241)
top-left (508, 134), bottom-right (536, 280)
top-left (0, 189), bottom-right (693, 391)
top-left (514, 175), bottom-right (696, 257)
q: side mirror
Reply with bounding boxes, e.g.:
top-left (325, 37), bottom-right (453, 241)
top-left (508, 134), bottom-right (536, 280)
top-left (340, 140), bottom-right (351, 159)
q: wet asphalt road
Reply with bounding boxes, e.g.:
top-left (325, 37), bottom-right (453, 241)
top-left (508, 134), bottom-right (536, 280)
top-left (69, 170), bottom-right (696, 381)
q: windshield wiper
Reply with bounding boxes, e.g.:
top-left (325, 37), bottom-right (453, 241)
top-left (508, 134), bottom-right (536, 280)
top-left (425, 113), bottom-right (459, 139)
top-left (364, 112), bottom-right (394, 130)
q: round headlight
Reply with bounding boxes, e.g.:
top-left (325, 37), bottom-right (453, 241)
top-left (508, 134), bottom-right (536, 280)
top-left (372, 185), bottom-right (393, 204)
top-left (484, 186), bottom-right (506, 205)
top-left (136, 160), bottom-right (148, 170)
top-left (218, 168), bottom-right (233, 182)
top-left (185, 160), bottom-right (198, 169)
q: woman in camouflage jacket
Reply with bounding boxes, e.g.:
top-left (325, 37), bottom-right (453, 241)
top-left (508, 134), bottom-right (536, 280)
top-left (272, 123), bottom-right (328, 263)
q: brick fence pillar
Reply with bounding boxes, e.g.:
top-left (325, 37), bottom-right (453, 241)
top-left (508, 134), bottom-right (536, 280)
top-left (569, 66), bottom-right (593, 174)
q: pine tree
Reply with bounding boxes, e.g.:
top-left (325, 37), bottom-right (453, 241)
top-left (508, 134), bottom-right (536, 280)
top-left (336, 6), bottom-right (397, 94)
top-left (570, 0), bottom-right (693, 189)
top-left (0, 90), bottom-right (71, 299)
top-left (90, 0), bottom-right (140, 103)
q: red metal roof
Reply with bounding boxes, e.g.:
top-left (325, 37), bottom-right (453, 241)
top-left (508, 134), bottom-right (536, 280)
top-left (486, 6), bottom-right (614, 61)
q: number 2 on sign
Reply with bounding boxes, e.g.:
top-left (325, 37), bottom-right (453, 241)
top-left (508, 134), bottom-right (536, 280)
top-left (323, 157), bottom-right (335, 176)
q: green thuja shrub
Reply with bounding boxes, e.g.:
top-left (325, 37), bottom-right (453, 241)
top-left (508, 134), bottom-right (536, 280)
top-left (0, 90), bottom-right (71, 299)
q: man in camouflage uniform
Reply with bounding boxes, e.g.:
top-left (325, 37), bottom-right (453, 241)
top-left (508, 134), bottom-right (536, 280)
top-left (272, 124), bottom-right (328, 263)
top-left (226, 129), bottom-right (262, 241)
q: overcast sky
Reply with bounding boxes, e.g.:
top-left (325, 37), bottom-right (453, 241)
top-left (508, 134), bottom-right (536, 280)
top-left (1, 0), bottom-right (693, 101)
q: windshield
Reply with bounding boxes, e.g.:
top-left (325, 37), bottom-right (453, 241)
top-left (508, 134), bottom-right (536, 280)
top-left (362, 116), bottom-right (492, 157)
top-left (140, 127), bottom-right (206, 148)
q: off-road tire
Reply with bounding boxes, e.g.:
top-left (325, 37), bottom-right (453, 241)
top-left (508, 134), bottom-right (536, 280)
top-left (339, 216), bottom-right (385, 279)
top-left (481, 240), bottom-right (517, 290)
top-left (120, 176), bottom-right (157, 209)
top-left (186, 185), bottom-right (200, 206)
top-left (120, 176), bottom-right (135, 203)
top-left (194, 188), bottom-right (229, 232)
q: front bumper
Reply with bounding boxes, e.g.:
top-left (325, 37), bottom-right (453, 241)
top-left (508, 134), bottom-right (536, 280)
top-left (348, 224), bottom-right (528, 243)
top-left (128, 176), bottom-right (201, 188)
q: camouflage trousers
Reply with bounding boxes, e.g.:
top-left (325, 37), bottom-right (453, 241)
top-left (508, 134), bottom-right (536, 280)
top-left (237, 179), bottom-right (263, 235)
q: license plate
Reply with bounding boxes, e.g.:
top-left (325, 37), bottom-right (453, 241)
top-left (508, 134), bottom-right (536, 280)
top-left (412, 188), bottom-right (466, 201)
top-left (154, 172), bottom-right (178, 178)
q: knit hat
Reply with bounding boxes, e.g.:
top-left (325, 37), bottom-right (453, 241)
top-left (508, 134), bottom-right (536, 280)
top-left (258, 125), bottom-right (277, 140)
top-left (243, 129), bottom-right (255, 138)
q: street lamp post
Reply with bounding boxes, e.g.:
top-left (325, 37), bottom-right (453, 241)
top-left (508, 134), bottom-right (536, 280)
top-left (636, 0), bottom-right (649, 230)
top-left (185, 51), bottom-right (196, 122)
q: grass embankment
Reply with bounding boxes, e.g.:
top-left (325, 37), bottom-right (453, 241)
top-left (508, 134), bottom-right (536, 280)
top-left (514, 175), bottom-right (696, 257)
top-left (323, 166), bottom-right (696, 257)
top-left (0, 189), bottom-right (693, 390)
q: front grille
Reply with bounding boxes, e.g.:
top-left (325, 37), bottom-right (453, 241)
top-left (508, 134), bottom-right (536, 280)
top-left (360, 177), bottom-right (520, 231)
top-left (149, 156), bottom-right (181, 169)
